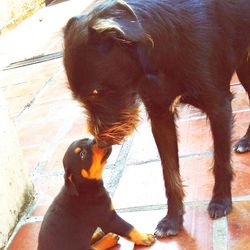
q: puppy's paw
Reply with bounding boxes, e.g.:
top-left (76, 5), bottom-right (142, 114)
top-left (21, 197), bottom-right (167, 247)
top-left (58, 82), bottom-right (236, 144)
top-left (91, 233), bottom-right (119, 250)
top-left (128, 229), bottom-right (155, 246)
top-left (208, 197), bottom-right (232, 219)
top-left (103, 233), bottom-right (120, 245)
top-left (154, 215), bottom-right (183, 238)
top-left (135, 233), bottom-right (155, 246)
top-left (233, 136), bottom-right (250, 153)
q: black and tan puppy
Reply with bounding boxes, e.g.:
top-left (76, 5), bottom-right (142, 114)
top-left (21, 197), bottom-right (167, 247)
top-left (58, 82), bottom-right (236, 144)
top-left (38, 138), bottom-right (155, 250)
top-left (63, 0), bottom-right (250, 237)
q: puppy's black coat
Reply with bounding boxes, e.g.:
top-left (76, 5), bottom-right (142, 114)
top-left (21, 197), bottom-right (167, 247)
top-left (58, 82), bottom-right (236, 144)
top-left (38, 138), bottom-right (155, 250)
top-left (63, 0), bottom-right (250, 237)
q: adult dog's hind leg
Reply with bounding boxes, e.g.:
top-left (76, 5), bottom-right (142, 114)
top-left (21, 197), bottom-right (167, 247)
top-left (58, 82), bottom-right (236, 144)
top-left (234, 52), bottom-right (250, 153)
top-left (206, 95), bottom-right (234, 219)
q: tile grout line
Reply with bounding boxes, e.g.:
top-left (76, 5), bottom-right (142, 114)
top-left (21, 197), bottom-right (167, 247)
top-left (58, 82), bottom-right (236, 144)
top-left (14, 66), bottom-right (64, 122)
top-left (106, 135), bottom-right (135, 197)
top-left (178, 108), bottom-right (250, 123)
top-left (212, 217), bottom-right (228, 250)
top-left (30, 109), bottom-right (80, 180)
top-left (12, 195), bottom-right (250, 220)
top-left (114, 195), bottom-right (250, 213)
top-left (127, 151), bottom-right (214, 166)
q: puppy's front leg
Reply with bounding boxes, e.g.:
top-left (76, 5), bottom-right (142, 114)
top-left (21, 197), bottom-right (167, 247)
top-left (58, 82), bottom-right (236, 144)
top-left (126, 228), bottom-right (155, 246)
top-left (102, 211), bottom-right (155, 246)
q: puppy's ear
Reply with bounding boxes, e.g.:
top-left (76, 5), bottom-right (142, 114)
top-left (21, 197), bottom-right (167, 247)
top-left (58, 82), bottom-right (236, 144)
top-left (64, 171), bottom-right (79, 196)
top-left (88, 0), bottom-right (153, 47)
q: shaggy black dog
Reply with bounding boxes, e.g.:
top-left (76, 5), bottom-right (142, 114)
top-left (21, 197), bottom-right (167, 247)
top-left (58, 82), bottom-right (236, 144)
top-left (38, 138), bottom-right (155, 249)
top-left (63, 0), bottom-right (250, 237)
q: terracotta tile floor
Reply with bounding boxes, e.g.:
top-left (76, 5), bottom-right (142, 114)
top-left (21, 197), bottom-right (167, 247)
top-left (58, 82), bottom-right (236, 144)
top-left (1, 1), bottom-right (250, 249)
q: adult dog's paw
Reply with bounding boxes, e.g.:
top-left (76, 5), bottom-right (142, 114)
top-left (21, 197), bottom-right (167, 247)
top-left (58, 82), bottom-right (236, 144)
top-left (208, 197), bottom-right (232, 219)
top-left (233, 136), bottom-right (250, 153)
top-left (154, 215), bottom-right (183, 238)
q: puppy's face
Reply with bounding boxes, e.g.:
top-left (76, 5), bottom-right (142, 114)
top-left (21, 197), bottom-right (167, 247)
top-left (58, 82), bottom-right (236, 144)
top-left (63, 138), bottom-right (112, 194)
top-left (63, 1), bottom-right (153, 146)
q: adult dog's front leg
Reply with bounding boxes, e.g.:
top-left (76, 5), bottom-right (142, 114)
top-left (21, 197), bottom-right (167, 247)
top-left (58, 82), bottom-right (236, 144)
top-left (150, 111), bottom-right (185, 237)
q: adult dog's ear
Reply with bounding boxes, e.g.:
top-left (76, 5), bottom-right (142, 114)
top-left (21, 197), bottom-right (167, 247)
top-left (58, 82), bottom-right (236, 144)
top-left (64, 15), bottom-right (86, 35)
top-left (64, 171), bottom-right (79, 196)
top-left (88, 0), bottom-right (153, 48)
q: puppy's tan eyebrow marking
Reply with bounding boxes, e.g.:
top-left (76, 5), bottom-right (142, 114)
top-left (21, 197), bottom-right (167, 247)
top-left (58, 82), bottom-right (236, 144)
top-left (74, 147), bottom-right (81, 154)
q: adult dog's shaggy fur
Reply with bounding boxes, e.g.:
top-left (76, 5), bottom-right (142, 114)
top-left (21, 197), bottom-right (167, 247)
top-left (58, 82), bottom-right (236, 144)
top-left (38, 138), bottom-right (155, 249)
top-left (63, 0), bottom-right (250, 237)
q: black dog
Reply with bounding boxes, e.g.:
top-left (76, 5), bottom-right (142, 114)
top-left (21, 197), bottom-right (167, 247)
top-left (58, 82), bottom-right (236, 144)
top-left (38, 138), bottom-right (155, 249)
top-left (63, 0), bottom-right (250, 237)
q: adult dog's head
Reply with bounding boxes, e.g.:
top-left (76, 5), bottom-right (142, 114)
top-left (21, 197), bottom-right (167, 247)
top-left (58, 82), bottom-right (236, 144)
top-left (63, 0), bottom-right (153, 146)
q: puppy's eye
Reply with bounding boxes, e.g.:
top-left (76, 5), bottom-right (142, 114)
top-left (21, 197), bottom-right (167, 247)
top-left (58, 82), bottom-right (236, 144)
top-left (80, 149), bottom-right (87, 159)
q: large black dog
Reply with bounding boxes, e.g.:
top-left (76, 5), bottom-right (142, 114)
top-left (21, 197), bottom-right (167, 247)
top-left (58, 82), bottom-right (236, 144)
top-left (63, 0), bottom-right (250, 237)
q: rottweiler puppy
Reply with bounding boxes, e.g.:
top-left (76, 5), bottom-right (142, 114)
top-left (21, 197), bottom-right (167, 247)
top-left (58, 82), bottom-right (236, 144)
top-left (38, 138), bottom-right (155, 250)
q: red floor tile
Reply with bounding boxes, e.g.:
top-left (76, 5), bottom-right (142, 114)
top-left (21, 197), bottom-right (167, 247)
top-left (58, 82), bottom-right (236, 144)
top-left (113, 151), bottom-right (250, 210)
top-left (231, 84), bottom-right (249, 111)
top-left (111, 207), bottom-right (212, 250)
top-left (113, 156), bottom-right (214, 209)
top-left (34, 71), bottom-right (72, 105)
top-left (42, 139), bottom-right (71, 173)
top-left (127, 122), bottom-right (159, 165)
top-left (32, 175), bottom-right (63, 217)
top-left (228, 201), bottom-right (250, 250)
top-left (178, 118), bottom-right (213, 155)
top-left (21, 145), bottom-right (45, 172)
top-left (129, 117), bottom-right (213, 165)
top-left (63, 113), bottom-right (90, 139)
top-left (17, 97), bottom-right (78, 124)
top-left (232, 111), bottom-right (250, 144)
top-left (112, 161), bottom-right (166, 209)
top-left (232, 153), bottom-right (250, 197)
top-left (6, 95), bottom-right (35, 119)
top-left (8, 222), bottom-right (41, 250)
top-left (17, 120), bottom-right (63, 147)
top-left (2, 59), bottom-right (60, 89)
top-left (34, 175), bottom-right (63, 198)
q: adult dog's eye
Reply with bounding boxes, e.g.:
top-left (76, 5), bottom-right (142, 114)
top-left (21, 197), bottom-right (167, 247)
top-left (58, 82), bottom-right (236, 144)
top-left (90, 88), bottom-right (105, 97)
top-left (92, 89), bottom-right (98, 95)
top-left (80, 149), bottom-right (87, 159)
